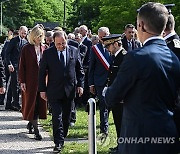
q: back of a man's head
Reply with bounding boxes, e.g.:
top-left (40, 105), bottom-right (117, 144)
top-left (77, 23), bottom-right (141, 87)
top-left (165, 14), bottom-right (175, 32)
top-left (138, 2), bottom-right (169, 35)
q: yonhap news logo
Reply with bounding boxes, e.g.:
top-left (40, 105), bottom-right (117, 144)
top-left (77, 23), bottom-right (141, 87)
top-left (118, 137), bottom-right (176, 144)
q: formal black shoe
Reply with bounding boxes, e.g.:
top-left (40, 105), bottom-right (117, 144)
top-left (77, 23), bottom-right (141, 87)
top-left (109, 146), bottom-right (118, 153)
top-left (34, 133), bottom-right (42, 141)
top-left (27, 122), bottom-right (34, 134)
top-left (5, 106), bottom-right (12, 111)
top-left (53, 145), bottom-right (62, 153)
top-left (11, 105), bottom-right (21, 111)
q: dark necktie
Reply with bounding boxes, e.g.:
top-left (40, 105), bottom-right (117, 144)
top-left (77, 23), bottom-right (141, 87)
top-left (60, 51), bottom-right (65, 68)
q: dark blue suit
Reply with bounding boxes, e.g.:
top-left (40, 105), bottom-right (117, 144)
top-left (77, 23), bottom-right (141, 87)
top-left (89, 43), bottom-right (111, 134)
top-left (5, 36), bottom-right (27, 109)
top-left (39, 45), bottom-right (84, 146)
top-left (80, 36), bottom-right (92, 105)
top-left (105, 39), bottom-right (180, 154)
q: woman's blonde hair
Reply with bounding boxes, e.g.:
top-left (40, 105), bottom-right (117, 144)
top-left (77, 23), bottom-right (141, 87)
top-left (28, 24), bottom-right (45, 45)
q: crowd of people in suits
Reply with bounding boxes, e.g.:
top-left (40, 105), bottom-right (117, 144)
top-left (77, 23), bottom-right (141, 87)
top-left (0, 2), bottom-right (179, 153)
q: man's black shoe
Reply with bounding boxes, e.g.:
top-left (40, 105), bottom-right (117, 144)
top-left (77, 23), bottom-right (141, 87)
top-left (53, 144), bottom-right (62, 153)
top-left (11, 106), bottom-right (21, 112)
top-left (109, 146), bottom-right (118, 153)
top-left (5, 106), bottom-right (12, 111)
top-left (34, 133), bottom-right (42, 140)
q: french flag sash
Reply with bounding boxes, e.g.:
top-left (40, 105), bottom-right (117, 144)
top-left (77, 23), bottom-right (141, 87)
top-left (92, 44), bottom-right (110, 71)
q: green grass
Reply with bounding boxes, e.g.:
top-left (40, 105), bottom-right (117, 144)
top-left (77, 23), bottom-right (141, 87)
top-left (40, 107), bottom-right (117, 154)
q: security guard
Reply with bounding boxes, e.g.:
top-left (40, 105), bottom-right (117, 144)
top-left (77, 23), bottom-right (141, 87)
top-left (164, 4), bottom-right (180, 59)
top-left (102, 34), bottom-right (127, 153)
top-left (164, 4), bottom-right (180, 152)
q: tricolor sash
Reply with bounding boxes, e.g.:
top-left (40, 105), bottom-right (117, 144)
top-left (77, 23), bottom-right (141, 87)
top-left (92, 44), bottom-right (110, 71)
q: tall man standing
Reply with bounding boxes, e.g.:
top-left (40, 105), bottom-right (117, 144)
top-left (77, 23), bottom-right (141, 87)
top-left (79, 25), bottom-right (92, 105)
top-left (164, 7), bottom-right (180, 152)
top-left (89, 27), bottom-right (110, 137)
top-left (39, 31), bottom-right (84, 153)
top-left (102, 34), bottom-right (127, 153)
top-left (105, 2), bottom-right (180, 154)
top-left (6, 26), bottom-right (28, 111)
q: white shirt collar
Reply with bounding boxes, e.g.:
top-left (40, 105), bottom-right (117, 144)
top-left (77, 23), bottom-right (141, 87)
top-left (164, 31), bottom-right (176, 40)
top-left (81, 36), bottom-right (87, 43)
top-left (114, 48), bottom-right (123, 57)
top-left (143, 36), bottom-right (164, 45)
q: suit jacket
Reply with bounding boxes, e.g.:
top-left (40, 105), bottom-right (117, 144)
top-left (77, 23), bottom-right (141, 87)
top-left (105, 39), bottom-right (180, 154)
top-left (79, 43), bottom-right (87, 63)
top-left (88, 43), bottom-right (111, 87)
top-left (122, 36), bottom-right (141, 52)
top-left (82, 36), bottom-right (92, 68)
top-left (38, 45), bottom-right (84, 100)
top-left (68, 39), bottom-right (79, 48)
top-left (1, 40), bottom-right (10, 63)
top-left (165, 34), bottom-right (180, 60)
top-left (106, 48), bottom-right (126, 86)
top-left (6, 36), bottom-right (27, 68)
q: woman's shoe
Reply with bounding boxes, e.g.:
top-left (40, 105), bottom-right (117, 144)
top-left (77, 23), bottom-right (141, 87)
top-left (26, 122), bottom-right (33, 134)
top-left (34, 133), bottom-right (42, 141)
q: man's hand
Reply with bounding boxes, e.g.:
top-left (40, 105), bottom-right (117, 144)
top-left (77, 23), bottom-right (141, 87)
top-left (89, 85), bottom-right (96, 95)
top-left (102, 86), bottom-right (108, 97)
top-left (21, 83), bottom-right (26, 92)
top-left (0, 87), bottom-right (6, 94)
top-left (40, 92), bottom-right (47, 101)
top-left (8, 65), bottom-right (14, 72)
top-left (77, 87), bottom-right (83, 97)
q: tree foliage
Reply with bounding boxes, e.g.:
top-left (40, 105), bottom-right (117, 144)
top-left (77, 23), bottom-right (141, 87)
top-left (1, 0), bottom-right (180, 34)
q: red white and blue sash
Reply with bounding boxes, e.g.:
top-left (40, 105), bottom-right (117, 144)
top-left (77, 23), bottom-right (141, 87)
top-left (92, 44), bottom-right (110, 71)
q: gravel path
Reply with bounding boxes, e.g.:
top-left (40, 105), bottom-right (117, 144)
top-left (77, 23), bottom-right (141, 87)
top-left (0, 110), bottom-right (54, 154)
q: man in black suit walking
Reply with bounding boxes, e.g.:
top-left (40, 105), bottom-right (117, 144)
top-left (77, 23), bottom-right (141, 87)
top-left (6, 26), bottom-right (28, 111)
top-left (39, 31), bottom-right (84, 153)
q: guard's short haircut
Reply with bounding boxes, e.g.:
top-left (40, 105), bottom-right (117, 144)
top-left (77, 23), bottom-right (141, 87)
top-left (138, 2), bottom-right (169, 34)
top-left (165, 14), bottom-right (175, 31)
top-left (53, 31), bottom-right (67, 40)
top-left (125, 24), bottom-right (135, 30)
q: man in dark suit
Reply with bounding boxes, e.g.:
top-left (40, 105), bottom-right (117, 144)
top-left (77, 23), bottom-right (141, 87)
top-left (1, 30), bottom-right (19, 109)
top-left (39, 31), bottom-right (84, 153)
top-left (164, 6), bottom-right (180, 152)
top-left (105, 2), bottom-right (180, 154)
top-left (5, 26), bottom-right (28, 111)
top-left (102, 34), bottom-right (127, 153)
top-left (89, 27), bottom-right (110, 137)
top-left (69, 33), bottom-right (87, 126)
top-left (79, 25), bottom-right (92, 105)
top-left (121, 24), bottom-right (141, 52)
top-left (74, 33), bottom-right (87, 67)
top-left (164, 13), bottom-right (180, 59)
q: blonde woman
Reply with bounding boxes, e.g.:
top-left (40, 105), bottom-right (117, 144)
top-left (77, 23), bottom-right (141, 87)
top-left (19, 25), bottom-right (47, 140)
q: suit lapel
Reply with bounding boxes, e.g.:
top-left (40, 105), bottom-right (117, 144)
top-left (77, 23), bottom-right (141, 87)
top-left (66, 46), bottom-right (70, 67)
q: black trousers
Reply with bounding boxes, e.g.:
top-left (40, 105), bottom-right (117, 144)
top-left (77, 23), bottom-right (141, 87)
top-left (112, 103), bottom-right (123, 139)
top-left (10, 68), bottom-right (20, 107)
top-left (50, 97), bottom-right (73, 146)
